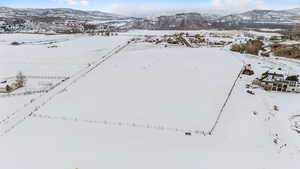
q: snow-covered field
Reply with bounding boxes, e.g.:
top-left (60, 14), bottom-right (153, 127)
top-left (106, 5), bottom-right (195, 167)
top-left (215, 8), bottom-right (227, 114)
top-left (1, 30), bottom-right (300, 169)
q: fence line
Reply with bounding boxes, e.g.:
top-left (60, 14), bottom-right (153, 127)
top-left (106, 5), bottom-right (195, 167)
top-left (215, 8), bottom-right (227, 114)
top-left (208, 65), bottom-right (244, 135)
top-left (26, 76), bottom-right (69, 80)
top-left (0, 41), bottom-right (131, 136)
top-left (0, 90), bottom-right (48, 98)
top-left (32, 113), bottom-right (207, 136)
top-left (1, 76), bottom-right (69, 81)
top-left (0, 77), bottom-right (69, 98)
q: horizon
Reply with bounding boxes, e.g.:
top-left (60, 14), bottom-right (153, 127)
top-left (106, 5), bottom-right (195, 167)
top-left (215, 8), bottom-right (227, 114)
top-left (0, 0), bottom-right (299, 17)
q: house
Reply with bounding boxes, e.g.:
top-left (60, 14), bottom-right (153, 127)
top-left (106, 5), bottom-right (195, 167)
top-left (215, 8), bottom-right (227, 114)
top-left (253, 71), bottom-right (300, 93)
top-left (0, 72), bottom-right (26, 93)
top-left (0, 80), bottom-right (20, 93)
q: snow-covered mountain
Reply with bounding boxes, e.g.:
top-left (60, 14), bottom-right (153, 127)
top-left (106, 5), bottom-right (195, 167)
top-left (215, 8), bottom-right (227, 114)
top-left (134, 8), bottom-right (300, 30)
top-left (133, 12), bottom-right (213, 30)
top-left (0, 7), bottom-right (127, 21)
top-left (1, 7), bottom-right (300, 32)
top-left (218, 9), bottom-right (300, 25)
top-left (287, 8), bottom-right (300, 15)
top-left (0, 7), bottom-right (133, 33)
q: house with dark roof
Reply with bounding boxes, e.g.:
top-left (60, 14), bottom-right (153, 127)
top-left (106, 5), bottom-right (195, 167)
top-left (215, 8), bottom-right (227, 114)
top-left (253, 71), bottom-right (300, 93)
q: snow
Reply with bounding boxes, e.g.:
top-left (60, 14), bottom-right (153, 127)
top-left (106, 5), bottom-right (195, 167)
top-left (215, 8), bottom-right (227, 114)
top-left (35, 44), bottom-right (242, 131)
top-left (0, 33), bottom-right (130, 77)
top-left (1, 30), bottom-right (300, 169)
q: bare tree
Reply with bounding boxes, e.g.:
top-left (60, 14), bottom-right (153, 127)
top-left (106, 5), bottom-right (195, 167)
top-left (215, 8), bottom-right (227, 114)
top-left (16, 71), bottom-right (26, 87)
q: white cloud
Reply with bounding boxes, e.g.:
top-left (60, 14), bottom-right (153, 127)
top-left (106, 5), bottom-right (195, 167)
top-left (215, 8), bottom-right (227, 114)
top-left (102, 3), bottom-right (209, 17)
top-left (54, 0), bottom-right (292, 17)
top-left (79, 0), bottom-right (89, 6)
top-left (52, 0), bottom-right (89, 6)
top-left (101, 0), bottom-right (270, 17)
top-left (211, 0), bottom-right (266, 13)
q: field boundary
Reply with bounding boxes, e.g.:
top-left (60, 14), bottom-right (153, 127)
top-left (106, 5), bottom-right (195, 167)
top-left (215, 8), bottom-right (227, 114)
top-left (0, 40), bottom-right (132, 136)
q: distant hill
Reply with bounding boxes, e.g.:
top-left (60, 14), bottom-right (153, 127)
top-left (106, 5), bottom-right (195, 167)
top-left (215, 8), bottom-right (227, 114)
top-left (0, 7), bottom-right (133, 33)
top-left (0, 7), bottom-right (128, 21)
top-left (134, 9), bottom-right (300, 30)
top-left (215, 9), bottom-right (300, 29)
top-left (1, 7), bottom-right (300, 33)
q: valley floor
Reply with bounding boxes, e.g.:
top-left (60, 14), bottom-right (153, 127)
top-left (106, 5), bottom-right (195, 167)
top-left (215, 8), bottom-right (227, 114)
top-left (1, 30), bottom-right (300, 169)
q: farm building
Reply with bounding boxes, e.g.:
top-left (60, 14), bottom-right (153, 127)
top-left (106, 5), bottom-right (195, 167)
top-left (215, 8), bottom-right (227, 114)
top-left (242, 64), bottom-right (254, 76)
top-left (253, 71), bottom-right (300, 93)
top-left (0, 80), bottom-right (20, 93)
top-left (0, 72), bottom-right (26, 93)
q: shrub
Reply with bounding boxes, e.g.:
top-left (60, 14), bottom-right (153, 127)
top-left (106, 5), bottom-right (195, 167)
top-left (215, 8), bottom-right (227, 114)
top-left (273, 46), bottom-right (300, 58)
top-left (11, 41), bottom-right (22, 46)
top-left (231, 44), bottom-right (245, 53)
top-left (231, 39), bottom-right (264, 55)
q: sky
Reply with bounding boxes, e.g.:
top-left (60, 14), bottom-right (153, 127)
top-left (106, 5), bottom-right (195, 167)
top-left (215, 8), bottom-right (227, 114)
top-left (0, 0), bottom-right (299, 16)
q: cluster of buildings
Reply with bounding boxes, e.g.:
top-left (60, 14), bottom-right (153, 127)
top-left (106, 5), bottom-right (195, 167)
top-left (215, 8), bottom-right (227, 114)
top-left (242, 64), bottom-right (300, 93)
top-left (253, 71), bottom-right (300, 93)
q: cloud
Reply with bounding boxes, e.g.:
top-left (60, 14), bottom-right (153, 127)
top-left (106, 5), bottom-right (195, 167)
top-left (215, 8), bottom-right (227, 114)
top-left (79, 0), bottom-right (89, 6)
top-left (52, 0), bottom-right (89, 6)
top-left (101, 0), bottom-right (270, 17)
top-left (89, 0), bottom-right (293, 17)
top-left (211, 0), bottom-right (266, 12)
top-left (102, 3), bottom-right (209, 17)
top-left (103, 4), bottom-right (167, 17)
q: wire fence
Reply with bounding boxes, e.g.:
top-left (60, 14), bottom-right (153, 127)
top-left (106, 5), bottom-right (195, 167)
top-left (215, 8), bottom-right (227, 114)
top-left (0, 90), bottom-right (48, 98)
top-left (0, 77), bottom-right (69, 98)
top-left (32, 113), bottom-right (207, 136)
top-left (208, 65), bottom-right (244, 135)
top-left (0, 41), bottom-right (132, 136)
top-left (26, 76), bottom-right (69, 80)
top-left (1, 39), bottom-right (239, 137)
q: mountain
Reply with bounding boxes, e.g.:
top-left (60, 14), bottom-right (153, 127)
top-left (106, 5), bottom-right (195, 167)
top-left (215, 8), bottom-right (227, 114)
top-left (155, 13), bottom-right (211, 30)
top-left (0, 7), bottom-right (132, 33)
top-left (133, 13), bottom-right (212, 30)
top-left (134, 8), bottom-right (300, 30)
top-left (217, 9), bottom-right (300, 27)
top-left (1, 7), bottom-right (300, 32)
top-left (212, 9), bottom-right (300, 29)
top-left (0, 7), bottom-right (127, 21)
top-left (287, 8), bottom-right (300, 15)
